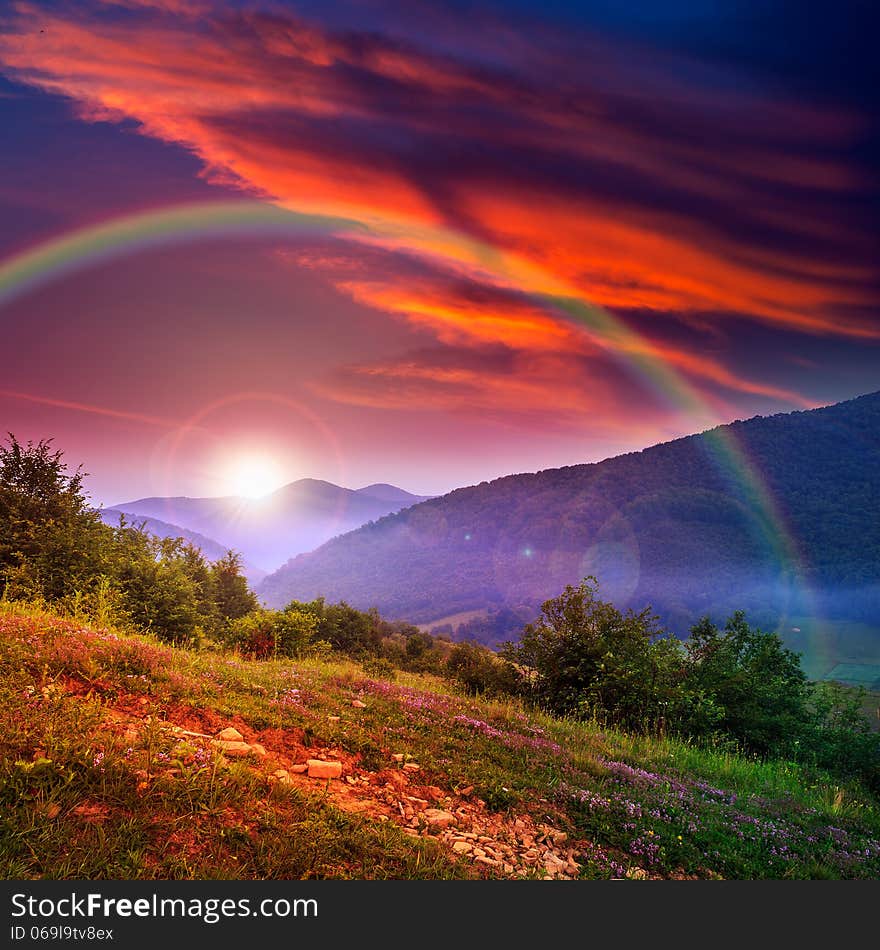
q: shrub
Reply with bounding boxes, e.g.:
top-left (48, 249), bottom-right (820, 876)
top-left (446, 641), bottom-right (519, 697)
top-left (224, 607), bottom-right (318, 659)
top-left (501, 578), bottom-right (674, 730)
top-left (683, 612), bottom-right (809, 758)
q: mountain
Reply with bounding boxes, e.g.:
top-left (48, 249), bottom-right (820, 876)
top-left (257, 392), bottom-right (880, 642)
top-left (110, 479), bottom-right (433, 572)
top-left (355, 483), bottom-right (428, 505)
top-left (98, 508), bottom-right (267, 584)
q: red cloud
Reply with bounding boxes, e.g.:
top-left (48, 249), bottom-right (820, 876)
top-left (1, 0), bottom-right (876, 423)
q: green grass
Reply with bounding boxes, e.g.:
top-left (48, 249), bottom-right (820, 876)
top-left (417, 608), bottom-right (489, 633)
top-left (825, 664), bottom-right (880, 690)
top-left (781, 617), bottom-right (880, 682)
top-left (1, 601), bottom-right (878, 880)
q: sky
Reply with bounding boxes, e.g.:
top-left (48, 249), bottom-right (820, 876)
top-left (1, 0), bottom-right (877, 506)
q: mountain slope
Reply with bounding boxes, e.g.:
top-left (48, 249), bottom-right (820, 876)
top-left (3, 603), bottom-right (878, 880)
top-left (98, 508), bottom-right (267, 583)
top-left (258, 392), bottom-right (880, 635)
top-left (111, 479), bottom-right (432, 571)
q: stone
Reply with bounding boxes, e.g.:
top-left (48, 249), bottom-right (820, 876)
top-left (307, 759), bottom-right (343, 779)
top-left (216, 727), bottom-right (244, 742)
top-left (392, 753), bottom-right (405, 762)
top-left (452, 840), bottom-right (472, 854)
top-left (290, 764), bottom-right (308, 773)
top-left (402, 762), bottom-right (420, 772)
top-left (250, 743), bottom-right (268, 757)
top-left (328, 716), bottom-right (341, 722)
top-left (423, 808), bottom-right (456, 828)
top-left (351, 700), bottom-right (367, 708)
top-left (385, 771), bottom-right (408, 789)
top-left (457, 785), bottom-right (475, 797)
top-left (474, 855), bottom-right (501, 867)
top-left (211, 740), bottom-right (253, 757)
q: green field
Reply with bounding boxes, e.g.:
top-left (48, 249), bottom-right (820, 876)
top-left (777, 617), bottom-right (880, 683)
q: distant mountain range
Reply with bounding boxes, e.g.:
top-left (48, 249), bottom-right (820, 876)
top-left (257, 392), bottom-right (880, 642)
top-left (107, 480), bottom-right (433, 572)
top-left (98, 508), bottom-right (268, 584)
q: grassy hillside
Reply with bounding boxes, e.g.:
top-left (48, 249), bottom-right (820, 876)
top-left (2, 602), bottom-right (878, 880)
top-left (259, 393), bottom-right (880, 647)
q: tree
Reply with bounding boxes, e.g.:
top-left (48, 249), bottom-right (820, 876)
top-left (446, 641), bottom-right (519, 696)
top-left (0, 435), bottom-right (106, 600)
top-left (210, 551), bottom-right (258, 629)
top-left (684, 611), bottom-right (809, 757)
top-left (107, 529), bottom-right (206, 645)
top-left (502, 578), bottom-right (673, 729)
top-left (318, 601), bottom-right (381, 655)
top-left (802, 682), bottom-right (880, 791)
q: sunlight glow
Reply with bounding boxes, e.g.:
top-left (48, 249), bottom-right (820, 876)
top-left (226, 454), bottom-right (285, 499)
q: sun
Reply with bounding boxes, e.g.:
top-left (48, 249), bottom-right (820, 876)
top-left (227, 454), bottom-right (285, 499)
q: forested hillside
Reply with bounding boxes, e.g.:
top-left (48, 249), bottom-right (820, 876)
top-left (259, 393), bottom-right (880, 635)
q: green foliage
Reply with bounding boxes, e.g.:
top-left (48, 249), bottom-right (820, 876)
top-left (499, 578), bottom-right (880, 792)
top-left (802, 682), bottom-right (880, 791)
top-left (446, 641), bottom-right (520, 697)
top-left (223, 606), bottom-right (318, 659)
top-left (107, 530), bottom-right (211, 645)
top-left (684, 612), bottom-right (809, 757)
top-left (502, 578), bottom-right (673, 731)
top-left (0, 435), bottom-right (255, 646)
top-left (0, 435), bottom-right (107, 601)
top-left (211, 551), bottom-right (258, 628)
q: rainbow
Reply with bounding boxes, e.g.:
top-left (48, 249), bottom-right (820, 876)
top-left (0, 202), bottom-right (370, 311)
top-left (0, 198), bottom-right (818, 633)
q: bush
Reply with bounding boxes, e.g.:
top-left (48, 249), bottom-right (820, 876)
top-left (361, 656), bottom-right (397, 680)
top-left (501, 578), bottom-right (674, 730)
top-left (801, 682), bottom-right (880, 792)
top-left (446, 641), bottom-right (519, 697)
top-left (683, 612), bottom-right (809, 758)
top-left (224, 607), bottom-right (318, 659)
